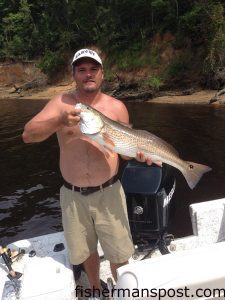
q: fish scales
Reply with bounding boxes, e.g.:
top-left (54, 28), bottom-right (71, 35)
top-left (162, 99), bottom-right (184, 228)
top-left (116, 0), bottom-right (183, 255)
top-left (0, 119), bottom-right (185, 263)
top-left (102, 119), bottom-right (184, 170)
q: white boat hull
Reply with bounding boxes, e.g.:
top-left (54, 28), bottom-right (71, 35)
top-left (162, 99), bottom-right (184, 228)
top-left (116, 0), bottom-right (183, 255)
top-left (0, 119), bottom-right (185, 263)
top-left (1, 197), bottom-right (225, 300)
top-left (115, 241), bottom-right (225, 300)
top-left (0, 232), bottom-right (76, 300)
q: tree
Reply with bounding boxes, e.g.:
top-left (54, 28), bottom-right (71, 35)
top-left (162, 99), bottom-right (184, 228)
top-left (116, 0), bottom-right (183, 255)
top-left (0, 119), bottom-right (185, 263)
top-left (2, 0), bottom-right (35, 58)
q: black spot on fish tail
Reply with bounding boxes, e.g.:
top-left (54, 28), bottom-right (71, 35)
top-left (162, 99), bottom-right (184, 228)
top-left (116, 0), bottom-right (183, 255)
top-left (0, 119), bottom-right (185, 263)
top-left (182, 161), bottom-right (212, 189)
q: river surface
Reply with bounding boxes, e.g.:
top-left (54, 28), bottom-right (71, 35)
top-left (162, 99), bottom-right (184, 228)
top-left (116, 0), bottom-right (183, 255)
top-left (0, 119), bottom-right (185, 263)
top-left (0, 99), bottom-right (225, 246)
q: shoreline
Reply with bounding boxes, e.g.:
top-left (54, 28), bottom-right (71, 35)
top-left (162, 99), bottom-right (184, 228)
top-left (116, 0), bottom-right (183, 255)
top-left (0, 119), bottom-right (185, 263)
top-left (149, 90), bottom-right (225, 105)
top-left (1, 83), bottom-right (224, 105)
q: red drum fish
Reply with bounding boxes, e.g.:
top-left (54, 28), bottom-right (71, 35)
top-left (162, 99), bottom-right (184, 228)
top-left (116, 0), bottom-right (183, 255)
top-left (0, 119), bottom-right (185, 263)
top-left (75, 103), bottom-right (211, 189)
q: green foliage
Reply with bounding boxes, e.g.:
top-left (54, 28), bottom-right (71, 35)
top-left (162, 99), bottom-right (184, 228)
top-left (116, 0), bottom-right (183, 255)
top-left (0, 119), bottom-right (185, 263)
top-left (175, 1), bottom-right (225, 79)
top-left (105, 44), bottom-right (161, 72)
top-left (203, 3), bottom-right (225, 74)
top-left (166, 59), bottom-right (188, 78)
top-left (0, 0), bottom-right (225, 82)
top-left (144, 75), bottom-right (163, 91)
top-left (103, 70), bottom-right (116, 82)
top-left (2, 0), bottom-right (34, 58)
top-left (38, 50), bottom-right (64, 77)
top-left (164, 52), bottom-right (192, 78)
top-left (176, 3), bottom-right (205, 46)
top-left (144, 46), bottom-right (161, 67)
top-left (0, 0), bottom-right (182, 60)
top-left (106, 45), bottom-right (143, 71)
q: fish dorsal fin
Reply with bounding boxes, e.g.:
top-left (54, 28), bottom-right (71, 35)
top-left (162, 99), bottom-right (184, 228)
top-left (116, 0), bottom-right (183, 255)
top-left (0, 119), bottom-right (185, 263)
top-left (134, 129), bottom-right (179, 156)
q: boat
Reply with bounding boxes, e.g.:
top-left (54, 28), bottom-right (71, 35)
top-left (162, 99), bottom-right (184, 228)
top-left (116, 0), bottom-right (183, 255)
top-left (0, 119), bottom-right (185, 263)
top-left (1, 161), bottom-right (225, 300)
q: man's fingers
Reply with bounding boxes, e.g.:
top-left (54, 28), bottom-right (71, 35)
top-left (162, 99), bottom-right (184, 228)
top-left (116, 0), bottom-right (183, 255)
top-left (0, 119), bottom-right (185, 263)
top-left (154, 160), bottom-right (162, 167)
top-left (136, 151), bottom-right (145, 162)
top-left (71, 108), bottom-right (81, 116)
top-left (61, 110), bottom-right (80, 127)
top-left (67, 115), bottom-right (80, 126)
top-left (146, 157), bottom-right (153, 166)
top-left (136, 151), bottom-right (162, 166)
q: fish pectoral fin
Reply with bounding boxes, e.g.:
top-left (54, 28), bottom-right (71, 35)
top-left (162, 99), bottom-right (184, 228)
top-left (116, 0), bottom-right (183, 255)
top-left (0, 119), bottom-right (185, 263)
top-left (100, 145), bottom-right (110, 158)
top-left (102, 133), bottom-right (116, 157)
top-left (103, 146), bottom-right (116, 157)
top-left (102, 133), bottom-right (115, 148)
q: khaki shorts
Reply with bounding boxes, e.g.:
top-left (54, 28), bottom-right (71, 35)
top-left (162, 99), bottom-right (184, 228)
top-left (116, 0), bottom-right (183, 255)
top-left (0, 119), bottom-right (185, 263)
top-left (60, 180), bottom-right (134, 265)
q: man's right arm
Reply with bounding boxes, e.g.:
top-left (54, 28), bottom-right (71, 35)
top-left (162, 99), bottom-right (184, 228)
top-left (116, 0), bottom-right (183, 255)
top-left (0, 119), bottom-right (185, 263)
top-left (22, 96), bottom-right (80, 143)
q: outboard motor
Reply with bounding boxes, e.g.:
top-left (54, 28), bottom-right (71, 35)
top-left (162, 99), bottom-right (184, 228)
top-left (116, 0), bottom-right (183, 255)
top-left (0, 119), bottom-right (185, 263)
top-left (121, 160), bottom-right (176, 256)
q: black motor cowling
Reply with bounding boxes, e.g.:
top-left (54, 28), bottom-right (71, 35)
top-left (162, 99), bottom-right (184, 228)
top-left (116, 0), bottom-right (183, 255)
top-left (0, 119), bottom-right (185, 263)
top-left (121, 160), bottom-right (176, 254)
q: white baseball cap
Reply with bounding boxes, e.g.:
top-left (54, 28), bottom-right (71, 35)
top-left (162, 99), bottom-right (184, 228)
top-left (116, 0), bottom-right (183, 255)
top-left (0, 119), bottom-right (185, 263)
top-left (71, 48), bottom-right (102, 66)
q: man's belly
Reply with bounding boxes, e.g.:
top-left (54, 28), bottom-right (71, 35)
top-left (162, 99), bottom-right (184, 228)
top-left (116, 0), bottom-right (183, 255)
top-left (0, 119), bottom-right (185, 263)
top-left (59, 151), bottom-right (119, 187)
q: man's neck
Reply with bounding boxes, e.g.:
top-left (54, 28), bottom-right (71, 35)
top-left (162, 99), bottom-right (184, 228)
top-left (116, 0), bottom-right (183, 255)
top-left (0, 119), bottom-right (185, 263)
top-left (75, 90), bottom-right (102, 105)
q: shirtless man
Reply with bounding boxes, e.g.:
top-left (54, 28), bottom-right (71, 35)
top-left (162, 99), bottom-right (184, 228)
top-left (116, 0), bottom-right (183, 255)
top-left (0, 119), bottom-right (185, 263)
top-left (22, 49), bottom-right (152, 298)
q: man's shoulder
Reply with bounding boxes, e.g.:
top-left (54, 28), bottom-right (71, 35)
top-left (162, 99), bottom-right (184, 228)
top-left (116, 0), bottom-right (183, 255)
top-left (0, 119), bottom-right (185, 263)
top-left (101, 93), bottom-right (128, 122)
top-left (50, 91), bottom-right (75, 106)
top-left (102, 93), bottom-right (126, 109)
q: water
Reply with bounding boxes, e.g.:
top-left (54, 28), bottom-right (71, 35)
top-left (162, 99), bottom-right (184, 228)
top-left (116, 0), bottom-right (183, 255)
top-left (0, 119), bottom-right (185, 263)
top-left (1, 99), bottom-right (225, 246)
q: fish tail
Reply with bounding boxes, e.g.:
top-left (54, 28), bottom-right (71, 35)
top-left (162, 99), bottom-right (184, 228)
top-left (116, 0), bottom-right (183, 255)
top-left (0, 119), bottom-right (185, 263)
top-left (182, 161), bottom-right (212, 189)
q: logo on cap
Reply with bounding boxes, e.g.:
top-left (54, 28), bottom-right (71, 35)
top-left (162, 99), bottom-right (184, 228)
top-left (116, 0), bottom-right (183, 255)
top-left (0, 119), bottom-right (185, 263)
top-left (75, 49), bottom-right (96, 60)
top-left (72, 48), bottom-right (102, 65)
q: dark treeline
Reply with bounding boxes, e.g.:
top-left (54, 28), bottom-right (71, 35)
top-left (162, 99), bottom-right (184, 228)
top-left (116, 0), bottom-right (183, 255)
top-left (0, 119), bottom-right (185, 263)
top-left (1, 0), bottom-right (225, 86)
